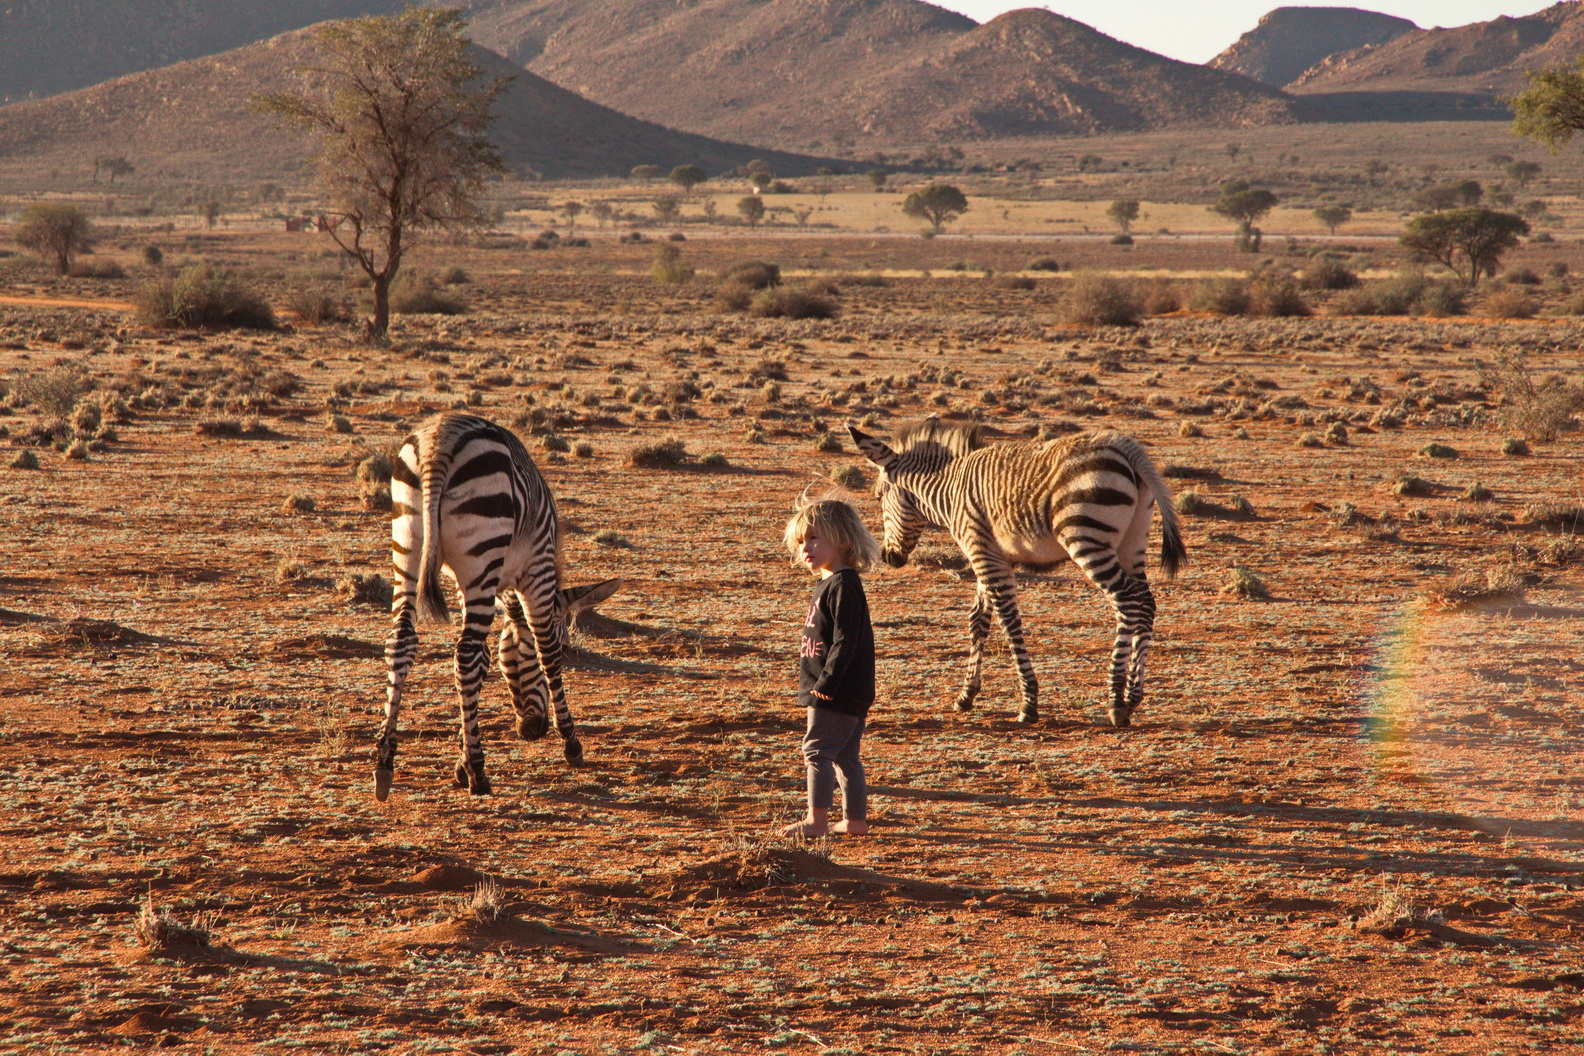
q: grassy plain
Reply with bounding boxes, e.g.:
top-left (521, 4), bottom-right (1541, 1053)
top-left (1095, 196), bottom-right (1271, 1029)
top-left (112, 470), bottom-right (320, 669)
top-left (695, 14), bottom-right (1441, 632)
top-left (0, 226), bottom-right (1581, 1055)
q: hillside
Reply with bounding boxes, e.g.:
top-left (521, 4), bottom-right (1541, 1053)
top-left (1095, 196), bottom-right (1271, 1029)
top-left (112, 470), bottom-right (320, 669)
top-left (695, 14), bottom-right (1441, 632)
top-left (0, 0), bottom-right (404, 106)
top-left (1288, 1), bottom-right (1584, 98)
top-left (457, 0), bottom-right (1302, 145)
top-left (1208, 6), bottom-right (1417, 88)
top-left (0, 27), bottom-right (832, 186)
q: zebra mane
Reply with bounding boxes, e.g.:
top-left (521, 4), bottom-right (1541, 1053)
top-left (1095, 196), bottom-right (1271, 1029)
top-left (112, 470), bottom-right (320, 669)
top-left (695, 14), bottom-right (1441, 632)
top-left (892, 417), bottom-right (985, 459)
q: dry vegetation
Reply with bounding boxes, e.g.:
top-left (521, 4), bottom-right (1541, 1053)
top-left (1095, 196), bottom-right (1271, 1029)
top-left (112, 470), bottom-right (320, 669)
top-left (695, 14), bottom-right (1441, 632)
top-left (1, 222), bottom-right (1581, 1055)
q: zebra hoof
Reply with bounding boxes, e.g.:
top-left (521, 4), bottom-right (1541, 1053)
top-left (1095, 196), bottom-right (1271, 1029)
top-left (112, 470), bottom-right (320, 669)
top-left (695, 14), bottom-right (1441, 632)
top-left (1017, 709), bottom-right (1039, 725)
top-left (1108, 707), bottom-right (1133, 729)
top-left (454, 762), bottom-right (471, 789)
top-left (374, 768), bottom-right (393, 802)
top-left (468, 772), bottom-right (492, 796)
top-left (563, 738), bottom-right (584, 767)
top-left (517, 712), bottom-right (549, 741)
top-left (954, 696), bottom-right (976, 713)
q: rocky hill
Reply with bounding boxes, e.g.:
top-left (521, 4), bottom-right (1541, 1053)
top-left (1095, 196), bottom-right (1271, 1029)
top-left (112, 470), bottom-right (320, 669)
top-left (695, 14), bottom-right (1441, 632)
top-left (458, 0), bottom-right (1302, 145)
top-left (1209, 6), bottom-right (1418, 88)
top-left (1288, 1), bottom-right (1584, 98)
top-left (0, 27), bottom-right (831, 185)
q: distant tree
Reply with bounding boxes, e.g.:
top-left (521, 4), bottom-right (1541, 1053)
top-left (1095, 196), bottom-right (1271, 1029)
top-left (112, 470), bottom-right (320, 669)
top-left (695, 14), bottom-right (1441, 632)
top-left (1105, 199), bottom-right (1140, 235)
top-left (1365, 159), bottom-right (1389, 179)
top-left (737, 195), bottom-right (765, 227)
top-left (1224, 142), bottom-right (1242, 162)
top-left (1076, 153), bottom-right (1103, 173)
top-left (92, 155), bottom-right (134, 184)
top-left (866, 168), bottom-right (888, 191)
top-left (200, 200), bottom-right (222, 229)
top-left (652, 195), bottom-right (681, 224)
top-left (745, 159), bottom-right (773, 177)
top-left (1520, 198), bottom-right (1550, 220)
top-left (749, 171), bottom-right (772, 193)
top-left (1512, 56), bottom-right (1584, 155)
top-left (1400, 208), bottom-right (1529, 288)
top-left (1211, 180), bottom-right (1277, 252)
top-left (15, 202), bottom-right (94, 274)
top-left (1313, 205), bottom-right (1353, 235)
top-left (561, 200), bottom-right (583, 232)
top-left (811, 180), bottom-right (833, 203)
top-left (253, 8), bottom-right (507, 339)
top-left (1506, 160), bottom-right (1542, 187)
top-left (816, 166), bottom-right (836, 177)
top-left (793, 207), bottom-right (812, 228)
top-left (591, 201), bottom-right (614, 229)
top-left (701, 199), bottom-right (718, 224)
top-left (902, 183), bottom-right (968, 234)
top-left (631, 164), bottom-right (664, 182)
top-left (669, 164), bottom-right (708, 196)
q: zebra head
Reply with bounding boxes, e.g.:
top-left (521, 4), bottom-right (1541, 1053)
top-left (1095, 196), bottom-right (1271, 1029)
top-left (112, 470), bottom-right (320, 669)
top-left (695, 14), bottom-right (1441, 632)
top-left (848, 425), bottom-right (934, 568)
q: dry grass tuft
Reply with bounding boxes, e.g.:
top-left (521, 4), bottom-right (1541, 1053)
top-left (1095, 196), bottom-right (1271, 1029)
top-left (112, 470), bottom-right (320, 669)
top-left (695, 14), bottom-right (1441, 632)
top-left (627, 438), bottom-right (690, 468)
top-left (454, 878), bottom-right (508, 925)
top-left (1356, 881), bottom-right (1442, 937)
top-left (1422, 567), bottom-right (1526, 611)
top-left (335, 572), bottom-right (392, 607)
top-left (1221, 565), bottom-right (1271, 601)
top-left (1522, 503), bottom-right (1584, 532)
top-left (135, 895), bottom-right (213, 951)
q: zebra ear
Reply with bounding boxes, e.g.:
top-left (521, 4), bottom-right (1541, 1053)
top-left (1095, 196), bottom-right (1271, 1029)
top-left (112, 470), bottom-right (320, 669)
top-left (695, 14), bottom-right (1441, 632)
top-left (561, 577), bottom-right (623, 615)
top-left (848, 426), bottom-right (895, 468)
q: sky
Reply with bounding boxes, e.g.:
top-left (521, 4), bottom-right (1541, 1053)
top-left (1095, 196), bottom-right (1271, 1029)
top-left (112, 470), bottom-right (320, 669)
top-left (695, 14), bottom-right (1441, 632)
top-left (930, 1), bottom-right (1559, 64)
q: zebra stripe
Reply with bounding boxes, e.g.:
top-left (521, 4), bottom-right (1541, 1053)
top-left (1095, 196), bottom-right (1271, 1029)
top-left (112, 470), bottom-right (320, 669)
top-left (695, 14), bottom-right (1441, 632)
top-left (374, 412), bottom-right (620, 801)
top-left (850, 418), bottom-right (1185, 728)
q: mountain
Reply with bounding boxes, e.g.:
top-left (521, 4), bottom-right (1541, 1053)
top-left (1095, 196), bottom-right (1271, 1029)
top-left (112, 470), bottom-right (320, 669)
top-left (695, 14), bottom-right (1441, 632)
top-left (0, 27), bottom-right (833, 184)
top-left (456, 0), bottom-right (1302, 144)
top-left (1209, 6), bottom-right (1418, 88)
top-left (1287, 1), bottom-right (1584, 98)
top-left (0, 0), bottom-right (405, 106)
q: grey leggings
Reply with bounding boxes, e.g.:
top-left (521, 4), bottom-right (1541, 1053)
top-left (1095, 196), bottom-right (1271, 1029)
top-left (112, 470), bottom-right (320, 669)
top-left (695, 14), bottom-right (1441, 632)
top-left (802, 706), bottom-right (867, 821)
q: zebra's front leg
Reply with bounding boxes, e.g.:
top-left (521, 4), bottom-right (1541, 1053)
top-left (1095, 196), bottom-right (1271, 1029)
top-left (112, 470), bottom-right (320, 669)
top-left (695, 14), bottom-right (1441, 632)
top-left (375, 606), bottom-right (419, 801)
top-left (452, 618), bottom-right (494, 795)
top-left (985, 572), bottom-right (1039, 724)
top-left (499, 595), bottom-right (550, 741)
top-left (1110, 577), bottom-right (1157, 729)
top-left (954, 584), bottom-right (993, 712)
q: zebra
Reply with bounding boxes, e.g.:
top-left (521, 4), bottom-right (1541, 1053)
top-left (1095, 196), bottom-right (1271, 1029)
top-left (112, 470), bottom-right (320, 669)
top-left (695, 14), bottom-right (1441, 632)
top-left (375, 412), bottom-right (621, 801)
top-left (848, 418), bottom-right (1186, 728)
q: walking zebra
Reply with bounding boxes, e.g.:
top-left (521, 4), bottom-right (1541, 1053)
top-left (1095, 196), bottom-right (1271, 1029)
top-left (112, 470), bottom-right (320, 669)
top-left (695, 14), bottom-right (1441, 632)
top-left (375, 412), bottom-right (620, 801)
top-left (849, 418), bottom-right (1186, 727)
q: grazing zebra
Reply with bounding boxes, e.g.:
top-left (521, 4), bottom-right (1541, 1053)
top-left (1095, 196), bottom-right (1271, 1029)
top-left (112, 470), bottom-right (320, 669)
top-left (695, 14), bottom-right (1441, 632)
top-left (849, 418), bottom-right (1186, 727)
top-left (375, 412), bottom-right (621, 801)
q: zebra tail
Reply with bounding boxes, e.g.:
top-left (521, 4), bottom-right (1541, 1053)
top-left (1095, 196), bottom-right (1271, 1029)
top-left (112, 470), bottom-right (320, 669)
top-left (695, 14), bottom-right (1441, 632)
top-left (1125, 439), bottom-right (1188, 581)
top-left (416, 458), bottom-right (451, 624)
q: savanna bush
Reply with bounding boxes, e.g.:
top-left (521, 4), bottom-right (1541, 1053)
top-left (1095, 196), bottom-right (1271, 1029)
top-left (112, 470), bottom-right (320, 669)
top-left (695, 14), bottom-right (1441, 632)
top-left (1299, 258), bottom-right (1358, 290)
top-left (749, 283), bottom-right (839, 320)
top-left (286, 286), bottom-right (349, 324)
top-left (651, 243), bottom-right (694, 284)
top-left (136, 264), bottom-right (277, 329)
top-left (1059, 272), bottom-right (1141, 326)
top-left (1482, 287), bottom-right (1537, 319)
top-left (1189, 278), bottom-right (1251, 316)
top-left (720, 261), bottom-right (780, 289)
top-left (1334, 270), bottom-right (1464, 317)
top-left (390, 276), bottom-right (465, 315)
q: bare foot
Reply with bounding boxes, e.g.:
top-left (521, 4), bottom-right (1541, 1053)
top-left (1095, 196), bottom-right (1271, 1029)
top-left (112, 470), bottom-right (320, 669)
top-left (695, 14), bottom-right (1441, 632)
top-left (830, 819), bottom-right (870, 835)
top-left (781, 819), bottom-right (829, 838)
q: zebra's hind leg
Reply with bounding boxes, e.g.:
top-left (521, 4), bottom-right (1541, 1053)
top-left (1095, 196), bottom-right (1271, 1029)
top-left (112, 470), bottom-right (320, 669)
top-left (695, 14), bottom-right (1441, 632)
top-left (451, 607), bottom-right (495, 795)
top-left (978, 562), bottom-right (1038, 724)
top-left (1103, 575), bottom-right (1156, 729)
top-left (954, 584), bottom-right (994, 712)
top-left (499, 593), bottom-right (550, 741)
top-left (376, 604), bottom-right (418, 801)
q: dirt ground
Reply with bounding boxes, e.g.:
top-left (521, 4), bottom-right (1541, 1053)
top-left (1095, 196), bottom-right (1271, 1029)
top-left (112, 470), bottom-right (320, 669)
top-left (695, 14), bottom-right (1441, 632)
top-left (2, 232), bottom-right (1582, 1055)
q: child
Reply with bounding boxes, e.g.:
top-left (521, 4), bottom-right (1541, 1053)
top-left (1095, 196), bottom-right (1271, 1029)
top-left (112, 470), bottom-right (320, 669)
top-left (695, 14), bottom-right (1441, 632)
top-left (780, 496), bottom-right (882, 837)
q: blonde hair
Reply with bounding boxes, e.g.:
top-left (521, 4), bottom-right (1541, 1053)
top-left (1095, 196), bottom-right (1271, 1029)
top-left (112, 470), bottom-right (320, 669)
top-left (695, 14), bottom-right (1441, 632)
top-left (782, 494), bottom-right (882, 573)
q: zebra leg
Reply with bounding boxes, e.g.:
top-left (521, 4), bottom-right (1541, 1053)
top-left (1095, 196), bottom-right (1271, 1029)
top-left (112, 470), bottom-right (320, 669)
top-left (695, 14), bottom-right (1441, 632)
top-left (982, 568), bottom-right (1039, 724)
top-left (522, 566), bottom-right (583, 767)
top-left (375, 605), bottom-right (417, 801)
top-left (954, 584), bottom-right (993, 712)
top-left (499, 593), bottom-right (550, 740)
top-left (1102, 575), bottom-right (1156, 728)
top-left (451, 603), bottom-right (496, 795)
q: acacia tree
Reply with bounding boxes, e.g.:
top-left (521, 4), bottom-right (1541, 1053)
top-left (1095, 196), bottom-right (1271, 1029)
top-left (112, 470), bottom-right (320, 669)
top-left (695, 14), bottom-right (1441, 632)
top-left (902, 183), bottom-right (968, 234)
top-left (16, 202), bottom-right (94, 274)
top-left (1512, 57), bottom-right (1584, 153)
top-left (669, 164), bottom-right (708, 197)
top-left (1106, 199), bottom-right (1140, 235)
top-left (1211, 180), bottom-right (1277, 252)
top-left (736, 195), bottom-right (765, 227)
top-left (1400, 208), bottom-right (1529, 287)
top-left (1313, 205), bottom-right (1353, 235)
top-left (92, 155), bottom-right (134, 184)
top-left (254, 9), bottom-right (507, 339)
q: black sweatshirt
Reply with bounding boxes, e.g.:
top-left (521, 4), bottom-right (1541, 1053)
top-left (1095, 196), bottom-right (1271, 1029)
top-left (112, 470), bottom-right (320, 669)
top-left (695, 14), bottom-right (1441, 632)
top-left (798, 568), bottom-right (875, 716)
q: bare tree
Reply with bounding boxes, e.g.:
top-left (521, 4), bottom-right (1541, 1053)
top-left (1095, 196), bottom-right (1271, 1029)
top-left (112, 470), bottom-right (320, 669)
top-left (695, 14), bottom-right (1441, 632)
top-left (16, 202), bottom-right (94, 274)
top-left (253, 9), bottom-right (507, 339)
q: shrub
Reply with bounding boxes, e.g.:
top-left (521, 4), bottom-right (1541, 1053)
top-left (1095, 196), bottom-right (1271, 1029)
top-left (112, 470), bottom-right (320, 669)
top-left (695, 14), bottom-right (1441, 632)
top-left (10, 449), bottom-right (39, 470)
top-left (282, 493), bottom-right (316, 513)
top-left (839, 271), bottom-right (888, 288)
top-left (1139, 279), bottom-right (1181, 315)
top-left (1478, 351), bottom-right (1584, 441)
top-left (1027, 257), bottom-right (1062, 272)
top-left (287, 286), bottom-right (349, 324)
top-left (814, 431), bottom-right (842, 453)
top-left (541, 434), bottom-right (570, 453)
top-left (1502, 436), bottom-right (1531, 456)
top-left (1334, 270), bottom-right (1464, 317)
top-left (16, 363), bottom-right (87, 416)
top-left (574, 441), bottom-right (594, 458)
top-left (1109, 233), bottom-right (1134, 246)
top-left (749, 283), bottom-right (839, 320)
top-left (326, 414), bottom-right (354, 434)
top-left (1482, 287), bottom-right (1537, 319)
top-left (1503, 266), bottom-right (1541, 285)
top-left (651, 243), bottom-right (694, 284)
top-left (721, 261), bottom-right (780, 289)
top-left (1189, 278), bottom-right (1251, 316)
top-left (700, 452), bottom-right (730, 467)
top-left (715, 281), bottom-right (755, 312)
top-left (438, 265), bottom-right (470, 285)
top-left (390, 276), bottom-right (465, 315)
top-left (627, 438), bottom-right (689, 468)
top-left (1249, 272), bottom-right (1310, 317)
top-left (1060, 272), bottom-right (1142, 326)
top-left (336, 572), bottom-right (392, 606)
top-left (1419, 442), bottom-right (1458, 459)
top-left (994, 274), bottom-right (1036, 291)
top-left (830, 464), bottom-right (866, 489)
top-left (592, 528), bottom-right (629, 547)
top-left (1222, 565), bottom-right (1271, 601)
top-left (135, 264), bottom-right (277, 329)
top-left (1299, 258), bottom-right (1358, 290)
top-left (68, 259), bottom-right (125, 279)
top-left (142, 245), bottom-right (164, 267)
